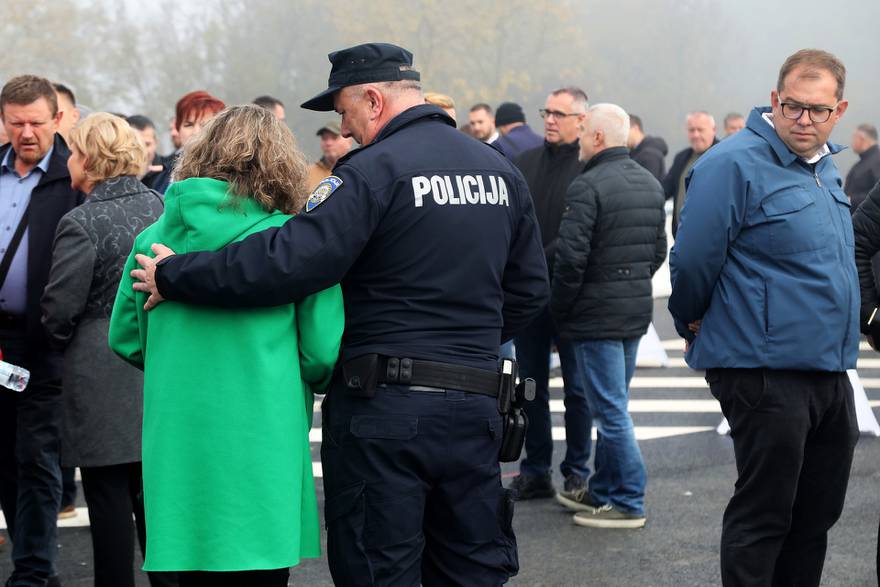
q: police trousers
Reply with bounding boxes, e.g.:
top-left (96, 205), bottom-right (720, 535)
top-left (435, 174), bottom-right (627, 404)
top-left (706, 368), bottom-right (858, 587)
top-left (320, 380), bottom-right (519, 586)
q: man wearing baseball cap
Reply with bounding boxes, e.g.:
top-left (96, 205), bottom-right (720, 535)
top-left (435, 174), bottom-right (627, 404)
top-left (306, 121), bottom-right (353, 191)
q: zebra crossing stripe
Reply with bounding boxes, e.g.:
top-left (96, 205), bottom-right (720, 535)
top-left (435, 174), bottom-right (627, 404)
top-left (307, 425), bottom-right (717, 444)
top-left (655, 357), bottom-right (880, 369)
top-left (661, 339), bottom-right (878, 352)
top-left (550, 376), bottom-right (880, 389)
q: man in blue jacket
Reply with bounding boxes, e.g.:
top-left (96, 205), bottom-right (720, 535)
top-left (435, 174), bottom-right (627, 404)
top-left (669, 49), bottom-right (859, 586)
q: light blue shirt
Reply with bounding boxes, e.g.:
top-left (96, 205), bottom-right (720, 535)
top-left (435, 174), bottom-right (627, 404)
top-left (0, 146), bottom-right (54, 314)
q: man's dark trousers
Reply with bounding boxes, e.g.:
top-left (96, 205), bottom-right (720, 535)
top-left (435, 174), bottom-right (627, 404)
top-left (320, 380), bottom-right (518, 586)
top-left (706, 368), bottom-right (858, 587)
top-left (0, 324), bottom-right (63, 587)
top-left (515, 307), bottom-right (591, 480)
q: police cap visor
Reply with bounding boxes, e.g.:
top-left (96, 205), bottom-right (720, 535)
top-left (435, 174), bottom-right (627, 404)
top-left (301, 42), bottom-right (421, 112)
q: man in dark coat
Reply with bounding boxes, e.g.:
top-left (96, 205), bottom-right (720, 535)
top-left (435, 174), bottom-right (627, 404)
top-left (662, 111), bottom-right (719, 236)
top-left (851, 179), bottom-right (880, 587)
top-left (627, 114), bottom-right (668, 181)
top-left (845, 123), bottom-right (880, 211)
top-left (0, 74), bottom-right (84, 587)
top-left (551, 103), bottom-right (666, 529)
top-left (507, 87), bottom-right (593, 502)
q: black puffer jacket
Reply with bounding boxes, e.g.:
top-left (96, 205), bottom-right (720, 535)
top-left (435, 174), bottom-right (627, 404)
top-left (550, 147), bottom-right (667, 339)
top-left (851, 179), bottom-right (880, 332)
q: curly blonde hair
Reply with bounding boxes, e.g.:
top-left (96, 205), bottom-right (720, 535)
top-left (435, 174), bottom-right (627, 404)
top-left (68, 113), bottom-right (147, 183)
top-left (174, 104), bottom-right (309, 214)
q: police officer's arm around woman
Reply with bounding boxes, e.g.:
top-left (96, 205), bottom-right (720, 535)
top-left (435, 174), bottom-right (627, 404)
top-left (129, 43), bottom-right (548, 586)
top-left (131, 47), bottom-right (548, 368)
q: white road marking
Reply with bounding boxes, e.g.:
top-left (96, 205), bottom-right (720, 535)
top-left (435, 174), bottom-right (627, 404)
top-left (660, 339), bottom-right (876, 353)
top-left (550, 376), bottom-right (880, 389)
top-left (1, 507), bottom-right (91, 530)
top-left (550, 399), bottom-right (721, 412)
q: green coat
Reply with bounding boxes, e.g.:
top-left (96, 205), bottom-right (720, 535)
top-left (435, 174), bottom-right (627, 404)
top-left (109, 178), bottom-right (343, 571)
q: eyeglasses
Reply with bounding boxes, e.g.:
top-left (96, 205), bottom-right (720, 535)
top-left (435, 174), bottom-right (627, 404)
top-left (539, 109), bottom-right (580, 120)
top-left (779, 101), bottom-right (838, 124)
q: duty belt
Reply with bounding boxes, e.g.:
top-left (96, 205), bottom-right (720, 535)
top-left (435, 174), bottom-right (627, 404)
top-left (377, 355), bottom-right (500, 398)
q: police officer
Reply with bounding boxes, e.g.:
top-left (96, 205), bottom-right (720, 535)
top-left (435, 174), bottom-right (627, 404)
top-left (130, 43), bottom-right (548, 586)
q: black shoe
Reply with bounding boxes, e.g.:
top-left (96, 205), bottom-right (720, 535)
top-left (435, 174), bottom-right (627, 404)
top-left (507, 473), bottom-right (555, 500)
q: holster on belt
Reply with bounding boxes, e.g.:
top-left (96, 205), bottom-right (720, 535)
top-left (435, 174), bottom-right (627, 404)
top-left (497, 358), bottom-right (535, 463)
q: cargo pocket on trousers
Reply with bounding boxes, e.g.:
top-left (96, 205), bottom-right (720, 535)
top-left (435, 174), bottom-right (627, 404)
top-left (325, 480), bottom-right (373, 585)
top-left (497, 488), bottom-right (520, 576)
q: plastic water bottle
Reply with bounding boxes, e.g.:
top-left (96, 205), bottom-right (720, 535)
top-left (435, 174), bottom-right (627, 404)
top-left (0, 360), bottom-right (29, 392)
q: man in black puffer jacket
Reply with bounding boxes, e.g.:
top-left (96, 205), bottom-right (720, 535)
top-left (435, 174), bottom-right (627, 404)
top-left (551, 103), bottom-right (667, 530)
top-left (851, 178), bottom-right (880, 587)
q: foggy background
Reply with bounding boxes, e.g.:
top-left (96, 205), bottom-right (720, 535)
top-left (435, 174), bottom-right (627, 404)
top-left (3, 0), bottom-right (878, 171)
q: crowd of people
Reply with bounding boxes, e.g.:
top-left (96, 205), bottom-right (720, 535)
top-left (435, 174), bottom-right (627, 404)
top-left (0, 41), bottom-right (878, 587)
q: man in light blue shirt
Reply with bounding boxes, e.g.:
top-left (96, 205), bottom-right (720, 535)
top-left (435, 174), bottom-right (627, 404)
top-left (0, 145), bottom-right (54, 314)
top-left (0, 74), bottom-right (81, 587)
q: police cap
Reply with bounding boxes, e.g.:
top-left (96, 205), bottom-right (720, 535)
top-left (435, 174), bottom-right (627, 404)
top-left (301, 42), bottom-right (421, 112)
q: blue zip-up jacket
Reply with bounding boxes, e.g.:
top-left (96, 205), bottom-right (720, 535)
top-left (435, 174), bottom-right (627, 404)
top-left (668, 106), bottom-right (858, 372)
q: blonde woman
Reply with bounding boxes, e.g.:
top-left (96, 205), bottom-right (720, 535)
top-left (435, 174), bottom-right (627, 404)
top-left (109, 105), bottom-right (343, 587)
top-left (41, 113), bottom-right (168, 587)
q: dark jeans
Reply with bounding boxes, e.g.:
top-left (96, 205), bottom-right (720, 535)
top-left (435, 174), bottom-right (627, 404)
top-left (80, 463), bottom-right (177, 587)
top-left (320, 380), bottom-right (518, 586)
top-left (60, 467), bottom-right (76, 509)
top-left (177, 569), bottom-right (288, 587)
top-left (514, 309), bottom-right (591, 480)
top-left (0, 327), bottom-right (63, 587)
top-left (706, 368), bottom-right (858, 587)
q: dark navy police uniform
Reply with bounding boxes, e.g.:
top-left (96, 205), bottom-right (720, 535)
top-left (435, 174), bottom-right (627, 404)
top-left (154, 43), bottom-right (548, 587)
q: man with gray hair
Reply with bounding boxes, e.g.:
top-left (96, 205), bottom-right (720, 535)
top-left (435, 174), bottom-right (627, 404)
top-left (128, 42), bottom-right (547, 586)
top-left (663, 111), bottom-right (719, 236)
top-left (845, 123), bottom-right (880, 210)
top-left (551, 103), bottom-right (667, 529)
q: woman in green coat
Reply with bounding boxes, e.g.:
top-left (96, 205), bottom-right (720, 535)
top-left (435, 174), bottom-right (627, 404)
top-left (109, 105), bottom-right (343, 587)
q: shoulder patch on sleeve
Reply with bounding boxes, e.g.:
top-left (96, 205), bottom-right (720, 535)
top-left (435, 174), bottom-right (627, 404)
top-left (306, 175), bottom-right (343, 213)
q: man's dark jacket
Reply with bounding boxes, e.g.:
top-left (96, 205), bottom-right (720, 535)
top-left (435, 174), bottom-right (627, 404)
top-left (513, 140), bottom-right (585, 268)
top-left (845, 144), bottom-right (880, 211)
top-left (662, 138), bottom-right (719, 236)
top-left (630, 136), bottom-right (668, 181)
top-left (550, 147), bottom-right (667, 340)
top-left (0, 135), bottom-right (84, 348)
top-left (852, 180), bottom-right (880, 332)
top-left (495, 125), bottom-right (544, 160)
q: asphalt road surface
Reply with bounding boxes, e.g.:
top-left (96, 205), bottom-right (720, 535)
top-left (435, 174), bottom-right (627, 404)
top-left (2, 299), bottom-right (878, 586)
